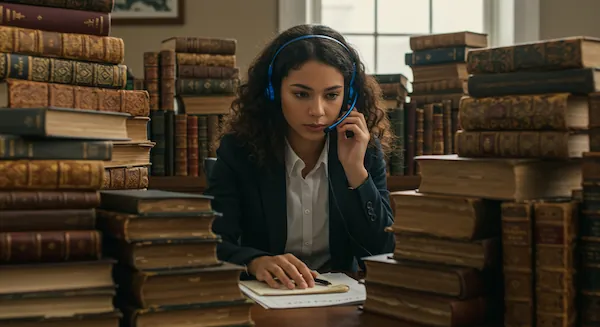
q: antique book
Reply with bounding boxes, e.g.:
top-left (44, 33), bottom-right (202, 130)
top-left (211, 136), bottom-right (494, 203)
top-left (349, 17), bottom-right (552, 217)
top-left (459, 93), bottom-right (590, 131)
top-left (149, 111), bottom-right (165, 176)
top-left (416, 155), bottom-right (582, 201)
top-left (390, 190), bottom-right (501, 240)
top-left (412, 79), bottom-right (468, 94)
top-left (176, 95), bottom-right (235, 115)
top-left (99, 189), bottom-right (212, 215)
top-left (177, 65), bottom-right (239, 79)
top-left (0, 107), bottom-right (129, 140)
top-left (0, 25), bottom-right (124, 64)
top-left (411, 93), bottom-right (463, 108)
top-left (0, 311), bottom-right (121, 327)
top-left (0, 230), bottom-right (101, 263)
top-left (102, 166), bottom-right (149, 190)
top-left (95, 209), bottom-right (217, 241)
top-left (187, 115), bottom-right (199, 176)
top-left (0, 191), bottom-right (100, 210)
top-left (161, 36), bottom-right (237, 55)
top-left (404, 102), bottom-right (417, 175)
top-left (174, 114), bottom-right (188, 176)
top-left (455, 131), bottom-right (589, 158)
top-left (159, 50), bottom-right (175, 111)
top-left (0, 208), bottom-right (96, 232)
top-left (0, 135), bottom-right (112, 160)
top-left (143, 52), bottom-right (160, 111)
top-left (197, 115), bottom-right (209, 174)
top-left (126, 117), bottom-right (150, 143)
top-left (0, 160), bottom-right (104, 190)
top-left (363, 254), bottom-right (488, 299)
top-left (502, 202), bottom-right (535, 327)
top-left (411, 63), bottom-right (468, 82)
top-left (176, 79), bottom-right (239, 96)
top-left (176, 53), bottom-right (236, 67)
top-left (104, 142), bottom-right (153, 168)
top-left (0, 80), bottom-right (150, 116)
top-left (410, 31), bottom-right (488, 51)
top-left (406, 46), bottom-right (473, 66)
top-left (1, 0), bottom-right (115, 12)
top-left (467, 36), bottom-right (600, 74)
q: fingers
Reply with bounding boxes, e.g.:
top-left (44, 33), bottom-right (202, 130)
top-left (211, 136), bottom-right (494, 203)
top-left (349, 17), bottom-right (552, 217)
top-left (256, 269), bottom-right (281, 289)
top-left (269, 264), bottom-right (296, 289)
top-left (276, 255), bottom-right (309, 289)
top-left (284, 254), bottom-right (315, 288)
top-left (310, 270), bottom-right (319, 278)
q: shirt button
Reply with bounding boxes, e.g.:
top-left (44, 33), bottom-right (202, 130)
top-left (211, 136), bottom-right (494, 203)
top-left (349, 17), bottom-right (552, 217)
top-left (304, 209), bottom-right (310, 214)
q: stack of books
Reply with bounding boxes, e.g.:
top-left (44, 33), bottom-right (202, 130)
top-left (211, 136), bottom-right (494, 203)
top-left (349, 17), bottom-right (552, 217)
top-left (95, 189), bottom-right (254, 327)
top-left (0, 107), bottom-right (131, 326)
top-left (146, 36), bottom-right (239, 177)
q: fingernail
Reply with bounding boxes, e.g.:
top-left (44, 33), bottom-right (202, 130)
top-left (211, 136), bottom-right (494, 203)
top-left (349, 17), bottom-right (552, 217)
top-left (300, 282), bottom-right (308, 289)
top-left (288, 282), bottom-right (295, 289)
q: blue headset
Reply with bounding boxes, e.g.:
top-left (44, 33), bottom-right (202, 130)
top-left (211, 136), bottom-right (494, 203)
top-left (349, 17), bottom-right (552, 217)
top-left (265, 34), bottom-right (358, 134)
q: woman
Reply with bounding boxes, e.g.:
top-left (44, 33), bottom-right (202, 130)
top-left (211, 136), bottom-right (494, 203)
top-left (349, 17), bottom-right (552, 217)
top-left (205, 24), bottom-right (395, 290)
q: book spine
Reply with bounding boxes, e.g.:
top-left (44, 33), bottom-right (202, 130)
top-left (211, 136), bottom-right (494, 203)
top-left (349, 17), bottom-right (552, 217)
top-left (0, 160), bottom-right (104, 190)
top-left (164, 111), bottom-right (175, 176)
top-left (176, 53), bottom-right (236, 67)
top-left (159, 50), bottom-right (175, 111)
top-left (3, 0), bottom-right (115, 13)
top-left (410, 32), bottom-right (470, 51)
top-left (0, 3), bottom-right (110, 36)
top-left (451, 108), bottom-right (460, 153)
top-left (0, 230), bottom-right (101, 263)
top-left (5, 80), bottom-right (149, 116)
top-left (149, 111), bottom-right (166, 176)
top-left (175, 78), bottom-right (238, 96)
top-left (379, 82), bottom-right (403, 97)
top-left (187, 115), bottom-right (199, 176)
top-left (197, 115), bottom-right (208, 174)
top-left (101, 166), bottom-right (149, 190)
top-left (0, 208), bottom-right (96, 231)
top-left (405, 46), bottom-right (469, 66)
top-left (443, 100), bottom-right (453, 154)
top-left (143, 52), bottom-right (160, 111)
top-left (501, 202), bottom-right (535, 327)
top-left (389, 106), bottom-right (404, 176)
top-left (207, 115), bottom-right (219, 157)
top-left (0, 191), bottom-right (100, 210)
top-left (423, 104), bottom-right (434, 154)
top-left (415, 108), bottom-right (424, 174)
top-left (534, 201), bottom-right (578, 327)
top-left (404, 102), bottom-right (416, 175)
top-left (467, 38), bottom-right (584, 74)
top-left (177, 65), bottom-right (239, 79)
top-left (0, 138), bottom-right (112, 160)
top-left (411, 93), bottom-right (463, 108)
top-left (432, 103), bottom-right (444, 155)
top-left (459, 93), bottom-right (571, 130)
top-left (413, 79), bottom-right (467, 93)
top-left (168, 37), bottom-right (236, 55)
top-left (0, 52), bottom-right (126, 88)
top-left (455, 130), bottom-right (574, 158)
top-left (0, 25), bottom-right (123, 64)
top-left (174, 114), bottom-right (188, 176)
top-left (467, 69), bottom-right (597, 98)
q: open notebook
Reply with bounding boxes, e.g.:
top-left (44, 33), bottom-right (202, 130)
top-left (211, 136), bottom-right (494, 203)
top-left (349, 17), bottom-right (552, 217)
top-left (239, 273), bottom-right (366, 309)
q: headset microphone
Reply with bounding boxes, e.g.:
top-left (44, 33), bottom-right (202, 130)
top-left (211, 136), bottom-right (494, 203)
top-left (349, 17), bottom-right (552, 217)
top-left (264, 34), bottom-right (359, 138)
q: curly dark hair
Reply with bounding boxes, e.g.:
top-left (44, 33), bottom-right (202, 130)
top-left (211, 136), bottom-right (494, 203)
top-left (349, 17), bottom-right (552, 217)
top-left (216, 24), bottom-right (394, 167)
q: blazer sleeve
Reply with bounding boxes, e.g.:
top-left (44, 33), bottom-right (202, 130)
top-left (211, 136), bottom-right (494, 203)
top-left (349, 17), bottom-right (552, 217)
top-left (204, 137), bottom-right (272, 267)
top-left (345, 139), bottom-right (395, 255)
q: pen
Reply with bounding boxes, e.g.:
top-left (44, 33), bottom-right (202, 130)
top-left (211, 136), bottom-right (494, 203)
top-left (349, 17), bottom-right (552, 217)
top-left (314, 278), bottom-right (331, 286)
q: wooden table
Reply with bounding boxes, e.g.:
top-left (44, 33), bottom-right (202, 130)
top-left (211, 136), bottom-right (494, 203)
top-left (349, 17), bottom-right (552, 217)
top-left (250, 304), bottom-right (400, 326)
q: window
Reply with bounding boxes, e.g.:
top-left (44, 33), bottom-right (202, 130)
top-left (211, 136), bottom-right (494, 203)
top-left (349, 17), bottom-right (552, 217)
top-left (319, 0), bottom-right (487, 81)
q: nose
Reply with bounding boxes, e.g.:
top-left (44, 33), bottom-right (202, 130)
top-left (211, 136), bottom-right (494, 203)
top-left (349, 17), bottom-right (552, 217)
top-left (308, 96), bottom-right (325, 117)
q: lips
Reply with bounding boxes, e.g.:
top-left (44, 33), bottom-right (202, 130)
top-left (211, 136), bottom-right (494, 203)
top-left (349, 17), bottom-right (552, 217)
top-left (303, 123), bottom-right (327, 132)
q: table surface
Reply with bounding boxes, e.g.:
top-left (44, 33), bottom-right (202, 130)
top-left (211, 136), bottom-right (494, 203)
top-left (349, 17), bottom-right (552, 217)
top-left (250, 304), bottom-right (401, 327)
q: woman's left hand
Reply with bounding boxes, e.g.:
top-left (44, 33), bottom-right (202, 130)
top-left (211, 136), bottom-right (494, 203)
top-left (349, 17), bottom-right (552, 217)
top-left (336, 109), bottom-right (370, 188)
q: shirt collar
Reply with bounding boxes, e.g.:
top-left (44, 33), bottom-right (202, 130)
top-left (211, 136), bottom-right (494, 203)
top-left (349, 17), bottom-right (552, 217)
top-left (285, 137), bottom-right (329, 178)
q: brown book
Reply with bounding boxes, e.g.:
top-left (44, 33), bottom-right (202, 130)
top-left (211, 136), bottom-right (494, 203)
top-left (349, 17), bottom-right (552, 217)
top-left (99, 189), bottom-right (212, 215)
top-left (583, 152), bottom-right (600, 181)
top-left (363, 254), bottom-right (487, 299)
top-left (0, 25), bottom-right (123, 64)
top-left (416, 155), bottom-right (582, 201)
top-left (0, 3), bottom-right (110, 36)
top-left (415, 108), bottom-right (424, 174)
top-left (390, 232), bottom-right (500, 270)
top-left (162, 37), bottom-right (237, 55)
top-left (411, 93), bottom-right (463, 108)
top-left (126, 117), bottom-right (150, 143)
top-left (412, 79), bottom-right (468, 94)
top-left (363, 281), bottom-right (490, 327)
top-left (410, 31), bottom-right (488, 51)
top-left (442, 100), bottom-right (453, 154)
top-left (411, 64), bottom-right (468, 82)
top-left (174, 114), bottom-right (188, 176)
top-left (1, 0), bottom-right (115, 13)
top-left (107, 237), bottom-right (220, 270)
top-left (176, 53), bottom-right (236, 67)
top-left (467, 36), bottom-right (600, 74)
top-left (0, 80), bottom-right (149, 116)
top-left (177, 65), bottom-right (239, 79)
top-left (96, 209), bottom-right (216, 241)
top-left (159, 50), bottom-right (175, 111)
top-left (0, 191), bottom-right (99, 210)
top-left (0, 208), bottom-right (96, 232)
top-left (0, 160), bottom-right (104, 190)
top-left (143, 52), bottom-right (160, 111)
top-left (177, 95), bottom-right (235, 115)
top-left (423, 104), bottom-right (433, 154)
top-left (455, 130), bottom-right (589, 158)
top-left (175, 78), bottom-right (238, 96)
top-left (187, 115), bottom-right (199, 176)
top-left (105, 142), bottom-right (153, 168)
top-left (0, 53), bottom-right (126, 89)
top-left (115, 263), bottom-right (245, 308)
top-left (207, 115), bottom-right (219, 157)
top-left (197, 115), bottom-right (209, 172)
top-left (404, 102), bottom-right (417, 175)
top-left (502, 202), bottom-right (535, 327)
top-left (0, 310), bottom-right (121, 327)
top-left (0, 230), bottom-right (101, 264)
top-left (534, 201), bottom-right (578, 327)
top-left (459, 94), bottom-right (589, 131)
top-left (390, 190), bottom-right (501, 240)
top-left (432, 103), bottom-right (444, 154)
top-left (102, 166), bottom-right (149, 190)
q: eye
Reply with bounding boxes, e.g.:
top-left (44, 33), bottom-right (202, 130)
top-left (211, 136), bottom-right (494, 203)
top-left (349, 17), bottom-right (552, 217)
top-left (325, 93), bottom-right (340, 100)
top-left (293, 91), bottom-right (309, 99)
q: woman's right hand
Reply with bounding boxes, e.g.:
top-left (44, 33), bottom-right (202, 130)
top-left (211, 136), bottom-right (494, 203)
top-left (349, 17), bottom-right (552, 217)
top-left (247, 253), bottom-right (318, 289)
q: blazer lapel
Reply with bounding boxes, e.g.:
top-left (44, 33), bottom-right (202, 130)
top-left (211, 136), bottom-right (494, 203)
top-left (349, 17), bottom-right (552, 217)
top-left (327, 134), bottom-right (350, 269)
top-left (258, 163), bottom-right (287, 254)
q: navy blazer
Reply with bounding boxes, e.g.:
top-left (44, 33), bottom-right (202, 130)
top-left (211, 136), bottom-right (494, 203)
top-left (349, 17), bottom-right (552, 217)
top-left (204, 132), bottom-right (395, 274)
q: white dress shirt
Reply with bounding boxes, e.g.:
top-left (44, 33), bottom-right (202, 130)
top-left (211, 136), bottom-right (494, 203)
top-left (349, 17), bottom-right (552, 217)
top-left (284, 138), bottom-right (331, 271)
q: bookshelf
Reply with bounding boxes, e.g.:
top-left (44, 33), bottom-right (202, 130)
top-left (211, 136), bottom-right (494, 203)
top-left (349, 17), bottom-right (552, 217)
top-left (148, 175), bottom-right (420, 194)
